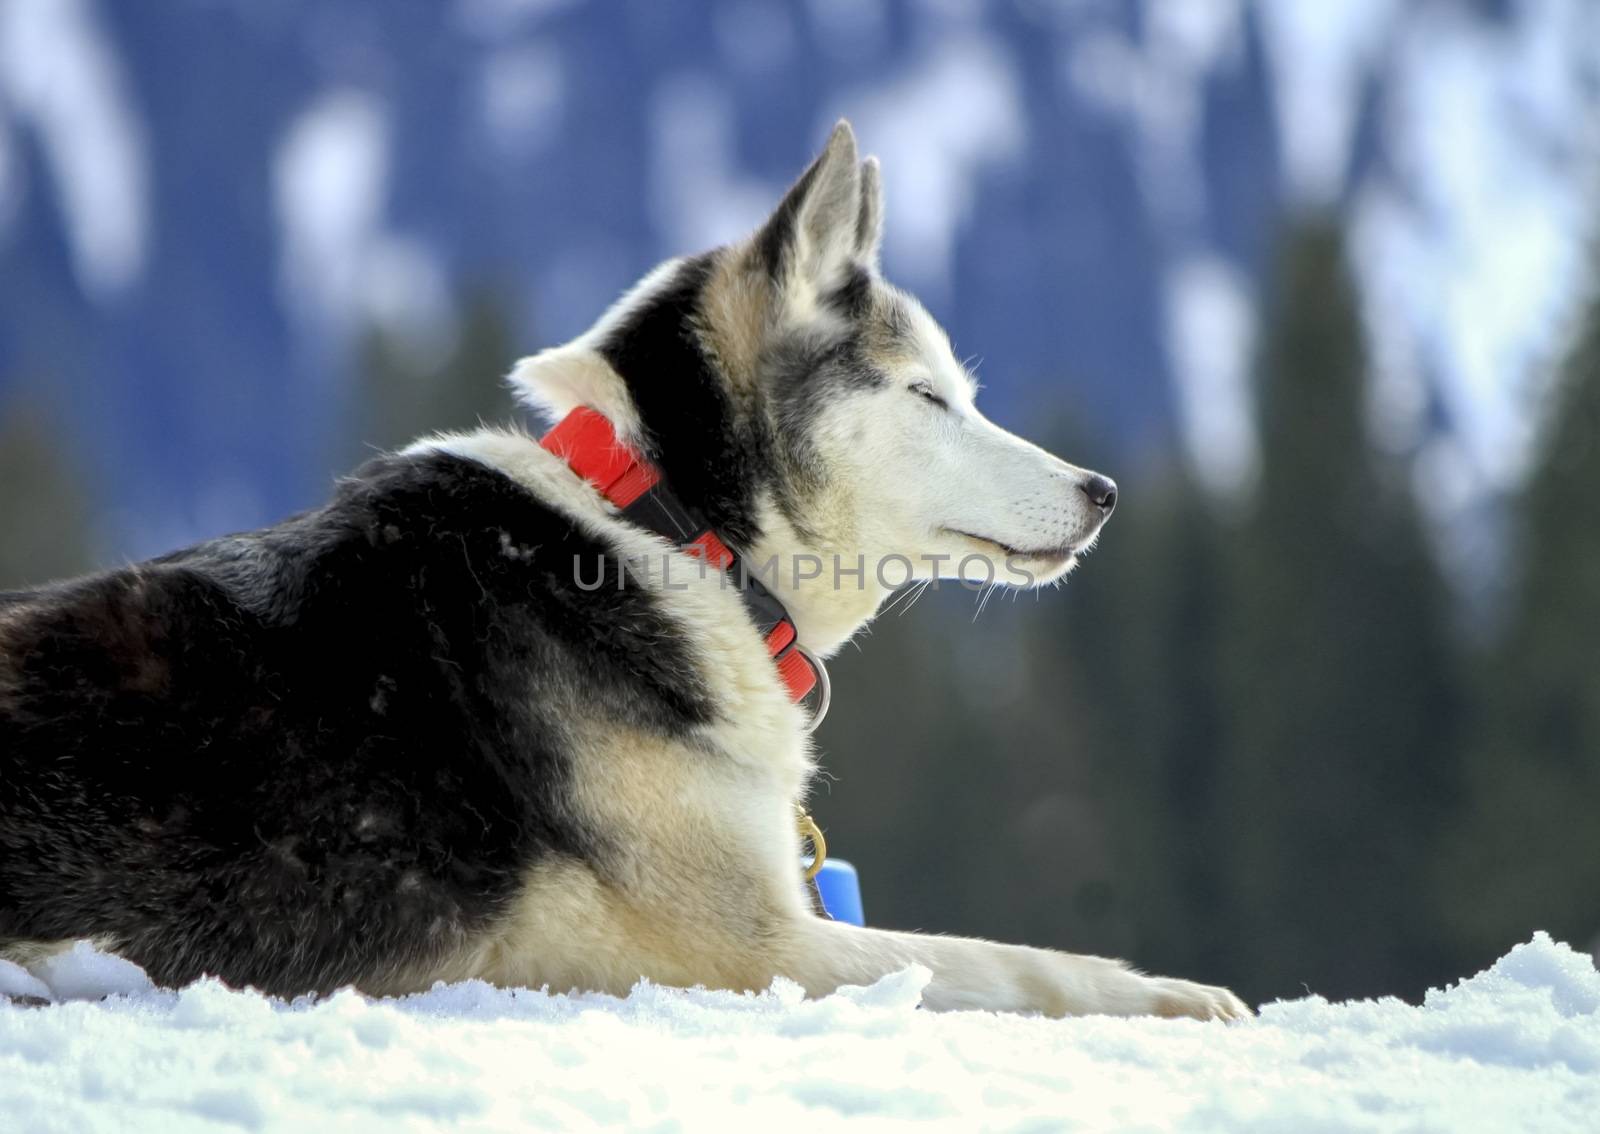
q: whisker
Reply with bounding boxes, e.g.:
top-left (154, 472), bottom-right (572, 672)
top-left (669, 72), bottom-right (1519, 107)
top-left (881, 582), bottom-right (921, 618)
top-left (974, 580), bottom-right (1000, 621)
top-left (896, 579), bottom-right (934, 617)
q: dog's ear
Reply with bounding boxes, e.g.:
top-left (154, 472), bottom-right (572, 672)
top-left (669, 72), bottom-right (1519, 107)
top-left (856, 155), bottom-right (883, 268)
top-left (756, 120), bottom-right (882, 306)
top-left (507, 342), bottom-right (644, 441)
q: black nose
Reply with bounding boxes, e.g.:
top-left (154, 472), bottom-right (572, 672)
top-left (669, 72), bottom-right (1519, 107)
top-left (1081, 475), bottom-right (1117, 513)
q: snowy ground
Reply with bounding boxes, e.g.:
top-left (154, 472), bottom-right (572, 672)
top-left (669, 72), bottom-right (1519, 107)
top-left (2, 934), bottom-right (1597, 1132)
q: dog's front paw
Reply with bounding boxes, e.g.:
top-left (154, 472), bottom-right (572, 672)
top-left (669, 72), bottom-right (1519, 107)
top-left (1037, 954), bottom-right (1253, 1020)
top-left (1139, 974), bottom-right (1252, 1021)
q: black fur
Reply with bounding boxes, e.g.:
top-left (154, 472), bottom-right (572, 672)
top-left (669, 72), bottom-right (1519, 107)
top-left (598, 255), bottom-right (773, 550)
top-left (595, 255), bottom-right (894, 553)
top-left (0, 452), bottom-right (714, 995)
top-left (826, 267), bottom-right (873, 322)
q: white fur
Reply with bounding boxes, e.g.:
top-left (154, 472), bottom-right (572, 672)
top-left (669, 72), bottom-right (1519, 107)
top-left (757, 285), bottom-right (1111, 655)
top-left (505, 257), bottom-right (690, 443)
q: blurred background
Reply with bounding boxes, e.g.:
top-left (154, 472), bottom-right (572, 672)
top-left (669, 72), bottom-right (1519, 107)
top-left (3, 0), bottom-right (1599, 1006)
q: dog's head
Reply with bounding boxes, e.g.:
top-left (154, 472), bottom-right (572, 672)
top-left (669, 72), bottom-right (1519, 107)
top-left (513, 121), bottom-right (1115, 651)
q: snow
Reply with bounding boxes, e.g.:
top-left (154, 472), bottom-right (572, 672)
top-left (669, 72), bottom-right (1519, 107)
top-left (1063, 0), bottom-right (1600, 529)
top-left (0, 0), bottom-right (148, 297)
top-left (1066, 0), bottom-right (1245, 228)
top-left (1244, 0), bottom-right (1600, 572)
top-left (1256, 0), bottom-right (1400, 205)
top-left (648, 75), bottom-right (781, 254)
top-left (831, 36), bottom-right (1026, 300)
top-left (1073, 0), bottom-right (1600, 563)
top-left (273, 89), bottom-right (452, 350)
top-left (24, 942), bottom-right (153, 1003)
top-left (3, 934), bottom-right (1599, 1131)
top-left (649, 30), bottom-right (1027, 299)
top-left (0, 962), bottom-right (51, 1004)
top-left (1353, 0), bottom-right (1600, 492)
top-left (1165, 254), bottom-right (1259, 496)
top-left (274, 90), bottom-right (392, 333)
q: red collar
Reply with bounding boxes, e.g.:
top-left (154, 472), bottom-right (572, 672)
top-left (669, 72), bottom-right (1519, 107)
top-left (540, 407), bottom-right (826, 720)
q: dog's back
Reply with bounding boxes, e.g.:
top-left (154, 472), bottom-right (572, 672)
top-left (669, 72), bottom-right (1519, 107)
top-left (0, 451), bottom-right (701, 995)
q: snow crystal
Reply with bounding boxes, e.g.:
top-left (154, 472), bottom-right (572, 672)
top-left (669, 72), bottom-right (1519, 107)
top-left (3, 935), bottom-right (1599, 1130)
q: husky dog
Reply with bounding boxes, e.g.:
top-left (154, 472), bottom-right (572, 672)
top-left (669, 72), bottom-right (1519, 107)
top-left (0, 123), bottom-right (1246, 1019)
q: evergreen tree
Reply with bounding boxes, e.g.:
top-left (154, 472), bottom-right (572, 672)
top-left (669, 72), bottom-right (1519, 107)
top-left (1443, 246), bottom-right (1600, 961)
top-left (1027, 455), bottom-right (1236, 983)
top-left (1215, 219), bottom-right (1460, 1003)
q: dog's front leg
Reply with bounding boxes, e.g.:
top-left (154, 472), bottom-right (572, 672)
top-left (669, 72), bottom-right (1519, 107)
top-left (781, 917), bottom-right (1250, 1020)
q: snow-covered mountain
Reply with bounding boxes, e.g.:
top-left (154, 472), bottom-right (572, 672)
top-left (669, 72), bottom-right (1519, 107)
top-left (0, 0), bottom-right (1595, 566)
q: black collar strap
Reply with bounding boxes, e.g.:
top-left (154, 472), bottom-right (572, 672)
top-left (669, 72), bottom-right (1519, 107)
top-left (540, 407), bottom-right (829, 730)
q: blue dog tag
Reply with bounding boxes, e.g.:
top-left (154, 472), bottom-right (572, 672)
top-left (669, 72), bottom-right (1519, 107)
top-left (813, 858), bottom-right (864, 926)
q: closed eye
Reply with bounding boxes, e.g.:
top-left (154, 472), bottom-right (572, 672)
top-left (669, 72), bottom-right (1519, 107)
top-left (908, 380), bottom-right (948, 411)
